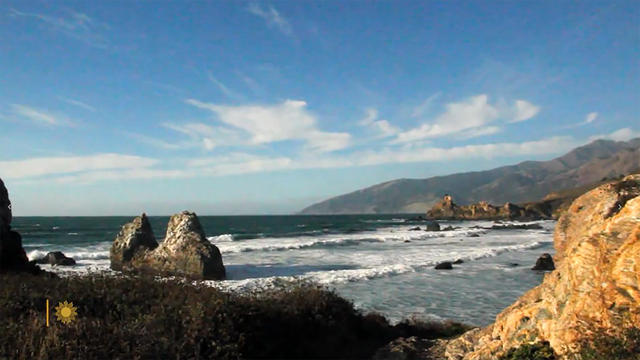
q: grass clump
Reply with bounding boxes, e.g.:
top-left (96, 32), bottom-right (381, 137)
top-left (576, 326), bottom-right (640, 360)
top-left (0, 273), bottom-right (469, 359)
top-left (499, 341), bottom-right (556, 360)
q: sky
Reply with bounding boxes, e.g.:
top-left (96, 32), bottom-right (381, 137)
top-left (1, 1), bottom-right (639, 216)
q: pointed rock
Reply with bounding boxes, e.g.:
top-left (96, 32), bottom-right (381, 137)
top-left (148, 211), bottom-right (225, 280)
top-left (110, 213), bottom-right (158, 271)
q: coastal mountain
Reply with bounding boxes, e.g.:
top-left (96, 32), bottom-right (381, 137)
top-left (300, 138), bottom-right (640, 214)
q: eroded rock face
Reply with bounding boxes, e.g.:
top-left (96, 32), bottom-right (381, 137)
top-left (110, 211), bottom-right (225, 280)
top-left (110, 213), bottom-right (158, 271)
top-left (0, 178), bottom-right (11, 232)
top-left (149, 211), bottom-right (225, 280)
top-left (441, 174), bottom-right (640, 359)
top-left (0, 178), bottom-right (45, 275)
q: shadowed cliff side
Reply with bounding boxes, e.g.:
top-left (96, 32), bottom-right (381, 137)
top-left (436, 174), bottom-right (640, 359)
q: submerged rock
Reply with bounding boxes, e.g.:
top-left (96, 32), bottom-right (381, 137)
top-left (35, 251), bottom-right (76, 266)
top-left (453, 259), bottom-right (464, 264)
top-left (409, 227), bottom-right (422, 231)
top-left (110, 213), bottom-right (158, 271)
top-left (434, 262), bottom-right (453, 270)
top-left (425, 221), bottom-right (440, 231)
top-left (531, 253), bottom-right (555, 271)
top-left (439, 174), bottom-right (640, 359)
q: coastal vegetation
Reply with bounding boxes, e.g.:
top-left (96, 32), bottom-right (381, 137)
top-left (0, 274), bottom-right (469, 359)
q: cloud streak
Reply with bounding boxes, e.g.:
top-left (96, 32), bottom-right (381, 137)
top-left (10, 104), bottom-right (74, 126)
top-left (247, 3), bottom-right (293, 36)
top-left (9, 8), bottom-right (109, 48)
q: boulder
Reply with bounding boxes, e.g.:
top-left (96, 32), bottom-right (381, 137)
top-left (531, 253), bottom-right (555, 271)
top-left (434, 262), bottom-right (453, 270)
top-left (373, 336), bottom-right (435, 360)
top-left (425, 221), bottom-right (440, 231)
top-left (110, 213), bottom-right (158, 271)
top-left (453, 259), bottom-right (464, 264)
top-left (409, 227), bottom-right (422, 231)
top-left (440, 174), bottom-right (640, 359)
top-left (35, 251), bottom-right (76, 266)
top-left (116, 211), bottom-right (226, 280)
top-left (467, 233), bottom-right (480, 238)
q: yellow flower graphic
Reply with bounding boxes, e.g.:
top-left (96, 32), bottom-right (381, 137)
top-left (54, 301), bottom-right (78, 324)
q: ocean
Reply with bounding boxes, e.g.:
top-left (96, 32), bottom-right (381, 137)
top-left (14, 215), bottom-right (554, 327)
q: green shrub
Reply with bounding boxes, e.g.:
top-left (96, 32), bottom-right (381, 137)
top-left (576, 327), bottom-right (640, 360)
top-left (499, 341), bottom-right (556, 360)
top-left (0, 273), bottom-right (470, 359)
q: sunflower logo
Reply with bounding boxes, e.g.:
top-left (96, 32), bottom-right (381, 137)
top-left (54, 301), bottom-right (78, 324)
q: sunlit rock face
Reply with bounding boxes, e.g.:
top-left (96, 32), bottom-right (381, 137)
top-left (110, 211), bottom-right (226, 280)
top-left (443, 174), bottom-right (640, 359)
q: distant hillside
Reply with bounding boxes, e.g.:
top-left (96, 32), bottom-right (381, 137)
top-left (299, 138), bottom-right (640, 214)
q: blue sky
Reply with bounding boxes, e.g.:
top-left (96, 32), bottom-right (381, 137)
top-left (1, 1), bottom-right (638, 215)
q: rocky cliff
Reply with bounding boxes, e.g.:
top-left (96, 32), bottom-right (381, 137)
top-left (440, 174), bottom-right (640, 359)
top-left (110, 211), bottom-right (226, 280)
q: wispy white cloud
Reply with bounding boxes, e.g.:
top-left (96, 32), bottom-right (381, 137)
top-left (411, 92), bottom-right (441, 118)
top-left (185, 99), bottom-right (351, 152)
top-left (58, 97), bottom-right (96, 112)
top-left (9, 8), bottom-right (109, 48)
top-left (0, 154), bottom-right (158, 179)
top-left (589, 127), bottom-right (640, 142)
top-left (510, 100), bottom-right (540, 123)
top-left (247, 3), bottom-right (293, 36)
top-left (162, 122), bottom-right (246, 150)
top-left (358, 108), bottom-right (399, 138)
top-left (394, 95), bottom-right (539, 143)
top-left (207, 71), bottom-right (243, 100)
top-left (10, 104), bottom-right (74, 126)
top-left (124, 132), bottom-right (186, 150)
top-left (584, 112), bottom-right (598, 124)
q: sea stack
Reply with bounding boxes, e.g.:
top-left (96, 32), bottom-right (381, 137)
top-left (110, 211), bottom-right (226, 280)
top-left (110, 213), bottom-right (158, 271)
top-left (439, 174), bottom-right (640, 359)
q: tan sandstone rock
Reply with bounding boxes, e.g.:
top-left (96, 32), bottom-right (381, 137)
top-left (110, 213), bottom-right (158, 271)
top-left (110, 211), bottom-right (226, 280)
top-left (442, 174), bottom-right (640, 359)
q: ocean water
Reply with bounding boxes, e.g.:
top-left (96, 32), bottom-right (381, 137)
top-left (13, 215), bottom-right (555, 327)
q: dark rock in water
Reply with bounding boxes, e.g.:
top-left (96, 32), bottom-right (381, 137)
top-left (409, 227), bottom-right (421, 231)
top-left (532, 253), bottom-right (555, 271)
top-left (111, 211), bottom-right (226, 280)
top-left (405, 215), bottom-right (426, 222)
top-left (490, 223), bottom-right (543, 230)
top-left (110, 213), bottom-right (158, 271)
top-left (441, 225), bottom-right (458, 231)
top-left (435, 261), bottom-right (453, 270)
top-left (453, 259), bottom-right (464, 264)
top-left (0, 178), bottom-right (47, 276)
top-left (467, 233), bottom-right (480, 238)
top-left (404, 240), bottom-right (411, 243)
top-left (372, 336), bottom-right (435, 360)
top-left (507, 263), bottom-right (519, 267)
top-left (425, 221), bottom-right (440, 231)
top-left (35, 251), bottom-right (76, 266)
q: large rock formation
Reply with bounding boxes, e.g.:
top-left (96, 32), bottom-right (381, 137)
top-left (0, 178), bottom-right (45, 275)
top-left (440, 174), bottom-right (640, 359)
top-left (35, 251), bottom-right (76, 266)
top-left (110, 211), bottom-right (225, 280)
top-left (110, 213), bottom-right (158, 271)
top-left (426, 195), bottom-right (549, 220)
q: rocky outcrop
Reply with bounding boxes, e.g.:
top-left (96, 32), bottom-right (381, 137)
top-left (426, 195), bottom-right (551, 220)
top-left (0, 178), bottom-right (45, 275)
top-left (35, 251), bottom-right (76, 266)
top-left (110, 213), bottom-right (158, 271)
top-left (110, 211), bottom-right (225, 280)
top-left (425, 221), bottom-right (440, 231)
top-left (531, 253), bottom-right (554, 271)
top-left (435, 262), bottom-right (453, 270)
top-left (439, 174), bottom-right (640, 359)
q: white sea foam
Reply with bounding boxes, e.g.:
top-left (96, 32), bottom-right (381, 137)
top-left (208, 234), bottom-right (235, 242)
